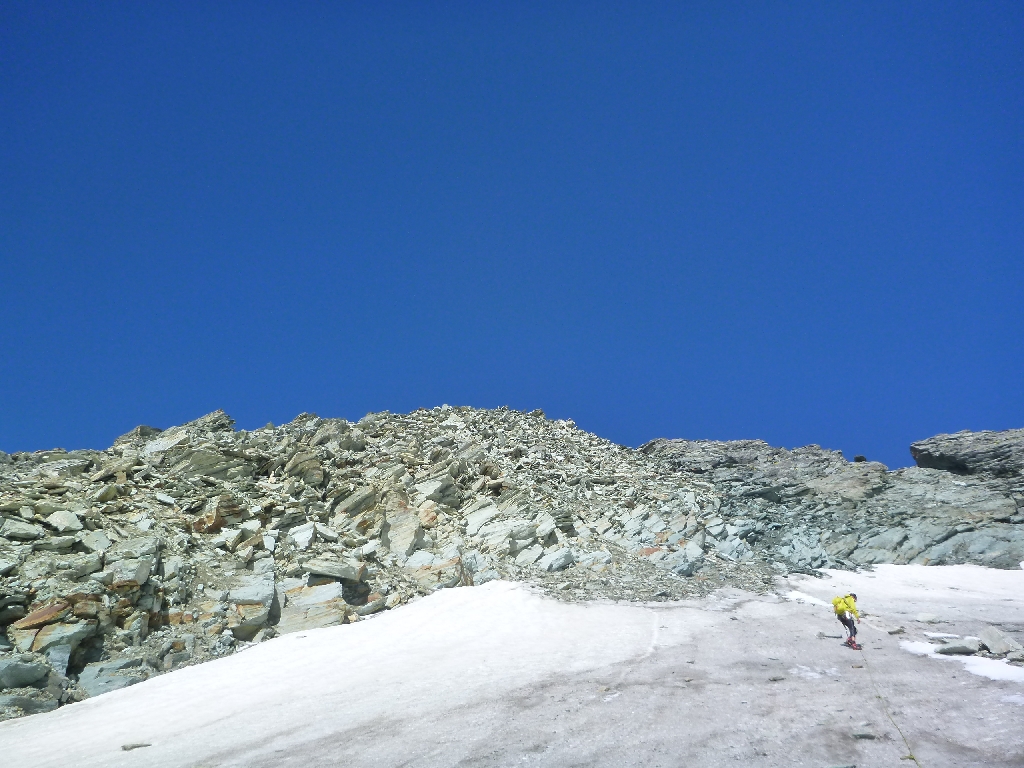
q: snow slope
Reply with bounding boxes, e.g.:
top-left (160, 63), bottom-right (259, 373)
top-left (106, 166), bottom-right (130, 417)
top-left (3, 567), bottom-right (1023, 767)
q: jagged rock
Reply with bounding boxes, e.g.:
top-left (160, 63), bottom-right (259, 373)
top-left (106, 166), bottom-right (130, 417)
top-left (10, 602), bottom-right (71, 631)
top-left (44, 509), bottom-right (82, 533)
top-left (113, 424), bottom-right (163, 448)
top-left (911, 428), bottom-right (1024, 477)
top-left (332, 486), bottom-right (377, 520)
top-left (283, 451), bottom-right (325, 486)
top-left (978, 625), bottom-right (1023, 656)
top-left (31, 620), bottom-right (97, 654)
top-left (172, 449), bottom-right (253, 481)
top-left (287, 522), bottom-right (316, 550)
top-left (381, 508), bottom-right (425, 558)
top-left (92, 483), bottom-right (120, 503)
top-left (276, 581), bottom-right (350, 633)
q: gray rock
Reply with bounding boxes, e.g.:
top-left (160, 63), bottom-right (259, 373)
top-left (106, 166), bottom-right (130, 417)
top-left (227, 575), bottom-right (276, 606)
top-left (473, 569), bottom-right (501, 585)
top-left (276, 582), bottom-right (350, 634)
top-left (44, 509), bottom-right (82, 533)
top-left (66, 552), bottom-right (103, 579)
top-left (0, 658), bottom-right (50, 688)
top-left (77, 529), bottom-right (112, 553)
top-left (381, 509), bottom-right (424, 558)
top-left (405, 550), bottom-right (437, 568)
top-left (109, 535), bottom-right (161, 559)
top-left (107, 557), bottom-right (154, 586)
top-left (283, 451), bottom-right (325, 486)
top-left (171, 449), bottom-right (253, 481)
top-left (337, 429), bottom-right (367, 452)
top-left (538, 548), bottom-right (574, 572)
top-left (935, 637), bottom-right (981, 655)
top-left (287, 522), bottom-right (316, 550)
top-left (0, 693), bottom-right (58, 714)
top-left (303, 557), bottom-right (366, 582)
top-left (0, 519), bottom-right (43, 541)
top-left (911, 427), bottom-right (1024, 477)
top-left (332, 486), bottom-right (377, 519)
top-left (34, 535), bottom-right (77, 552)
top-left (415, 476), bottom-right (461, 509)
top-left (465, 501), bottom-right (501, 536)
top-left (78, 657), bottom-right (148, 697)
top-left (978, 626), bottom-right (1023, 656)
top-left (92, 483), bottom-right (120, 503)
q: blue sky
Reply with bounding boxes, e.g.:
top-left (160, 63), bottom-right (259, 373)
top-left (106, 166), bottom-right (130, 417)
top-left (1, 3), bottom-right (1021, 468)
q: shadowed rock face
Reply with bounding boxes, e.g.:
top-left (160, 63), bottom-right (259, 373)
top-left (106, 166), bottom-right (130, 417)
top-left (910, 428), bottom-right (1024, 478)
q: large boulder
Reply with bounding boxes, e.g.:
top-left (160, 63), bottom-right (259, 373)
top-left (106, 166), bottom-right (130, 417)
top-left (911, 428), bottom-right (1024, 477)
top-left (0, 658), bottom-right (50, 688)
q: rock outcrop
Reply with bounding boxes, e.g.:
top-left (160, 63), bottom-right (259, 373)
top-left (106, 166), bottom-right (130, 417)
top-left (0, 408), bottom-right (1021, 722)
top-left (910, 428), bottom-right (1024, 478)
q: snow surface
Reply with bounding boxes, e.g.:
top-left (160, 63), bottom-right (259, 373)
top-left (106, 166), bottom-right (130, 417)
top-left (901, 641), bottom-right (1024, 683)
top-left (3, 566), bottom-right (1024, 767)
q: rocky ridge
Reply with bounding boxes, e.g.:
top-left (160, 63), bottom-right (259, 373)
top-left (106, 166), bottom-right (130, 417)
top-left (0, 407), bottom-right (1022, 721)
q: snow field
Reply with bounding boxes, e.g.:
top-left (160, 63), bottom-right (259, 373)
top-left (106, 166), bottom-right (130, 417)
top-left (1, 566), bottom-right (1022, 767)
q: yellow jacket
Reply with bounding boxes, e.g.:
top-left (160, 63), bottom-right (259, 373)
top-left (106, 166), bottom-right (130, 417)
top-left (832, 595), bottom-right (859, 618)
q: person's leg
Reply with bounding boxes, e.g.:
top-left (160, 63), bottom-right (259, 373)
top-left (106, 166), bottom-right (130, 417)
top-left (839, 614), bottom-right (855, 643)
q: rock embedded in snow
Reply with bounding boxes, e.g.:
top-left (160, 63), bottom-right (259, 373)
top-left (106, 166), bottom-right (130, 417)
top-left (935, 637), bottom-right (982, 655)
top-left (978, 625), bottom-right (1023, 656)
top-left (77, 657), bottom-right (150, 697)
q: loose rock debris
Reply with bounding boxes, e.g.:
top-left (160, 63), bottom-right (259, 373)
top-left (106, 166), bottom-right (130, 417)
top-left (1, 406), bottom-right (1022, 721)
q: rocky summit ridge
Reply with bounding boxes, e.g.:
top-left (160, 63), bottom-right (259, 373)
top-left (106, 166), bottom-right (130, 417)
top-left (1, 407), bottom-right (1022, 721)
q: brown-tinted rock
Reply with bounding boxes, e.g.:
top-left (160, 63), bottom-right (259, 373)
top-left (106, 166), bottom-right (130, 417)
top-left (10, 601), bottom-right (70, 631)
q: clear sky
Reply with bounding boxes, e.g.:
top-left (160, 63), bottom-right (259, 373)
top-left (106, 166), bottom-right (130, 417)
top-left (2, 3), bottom-right (1021, 469)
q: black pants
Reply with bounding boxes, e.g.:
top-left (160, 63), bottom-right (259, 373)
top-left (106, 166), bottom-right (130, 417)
top-left (838, 614), bottom-right (857, 638)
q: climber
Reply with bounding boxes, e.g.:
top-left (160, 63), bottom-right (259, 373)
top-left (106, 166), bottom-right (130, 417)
top-left (832, 593), bottom-right (861, 649)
